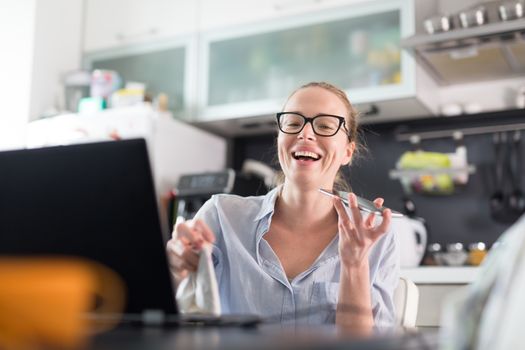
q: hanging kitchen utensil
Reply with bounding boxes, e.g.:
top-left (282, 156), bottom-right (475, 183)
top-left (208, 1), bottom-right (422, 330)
top-left (491, 132), bottom-right (519, 223)
top-left (490, 132), bottom-right (507, 222)
top-left (507, 130), bottom-right (525, 219)
top-left (402, 195), bottom-right (417, 216)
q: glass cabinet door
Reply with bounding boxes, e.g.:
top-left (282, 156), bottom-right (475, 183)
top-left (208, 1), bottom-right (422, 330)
top-left (84, 38), bottom-right (196, 120)
top-left (199, 0), bottom-right (414, 120)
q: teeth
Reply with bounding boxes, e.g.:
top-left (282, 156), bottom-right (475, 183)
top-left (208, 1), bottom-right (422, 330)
top-left (293, 151), bottom-right (320, 159)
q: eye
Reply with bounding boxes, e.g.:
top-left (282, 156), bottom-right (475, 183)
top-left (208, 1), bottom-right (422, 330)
top-left (317, 123), bottom-right (335, 130)
top-left (315, 118), bottom-right (338, 130)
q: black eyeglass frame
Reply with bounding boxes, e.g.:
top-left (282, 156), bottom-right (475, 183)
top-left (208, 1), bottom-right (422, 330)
top-left (276, 112), bottom-right (349, 137)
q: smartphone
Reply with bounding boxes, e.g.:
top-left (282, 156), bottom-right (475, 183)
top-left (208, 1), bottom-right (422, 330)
top-left (318, 188), bottom-right (404, 218)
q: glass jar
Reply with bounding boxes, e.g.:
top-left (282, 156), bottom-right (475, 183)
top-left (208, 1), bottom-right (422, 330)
top-left (423, 243), bottom-right (444, 266)
top-left (443, 243), bottom-right (469, 266)
top-left (468, 242), bottom-right (487, 266)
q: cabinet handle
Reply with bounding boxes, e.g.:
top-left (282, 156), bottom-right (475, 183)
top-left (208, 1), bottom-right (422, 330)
top-left (115, 28), bottom-right (159, 42)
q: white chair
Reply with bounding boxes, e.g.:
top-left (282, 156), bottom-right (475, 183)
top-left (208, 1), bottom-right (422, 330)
top-left (394, 277), bottom-right (419, 328)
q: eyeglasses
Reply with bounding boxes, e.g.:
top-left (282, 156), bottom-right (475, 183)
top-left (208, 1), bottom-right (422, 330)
top-left (276, 112), bottom-right (349, 137)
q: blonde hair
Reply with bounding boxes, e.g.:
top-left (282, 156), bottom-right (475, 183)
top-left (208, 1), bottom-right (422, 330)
top-left (275, 81), bottom-right (364, 192)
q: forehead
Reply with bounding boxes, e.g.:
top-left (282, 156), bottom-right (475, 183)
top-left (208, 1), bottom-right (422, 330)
top-left (284, 87), bottom-right (347, 117)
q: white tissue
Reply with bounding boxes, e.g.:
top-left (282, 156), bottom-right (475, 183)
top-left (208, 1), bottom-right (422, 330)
top-left (175, 244), bottom-right (221, 316)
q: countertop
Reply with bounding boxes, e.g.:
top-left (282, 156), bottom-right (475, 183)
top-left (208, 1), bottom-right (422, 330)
top-left (400, 266), bottom-right (480, 284)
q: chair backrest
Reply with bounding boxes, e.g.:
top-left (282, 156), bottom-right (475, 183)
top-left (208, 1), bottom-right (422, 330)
top-left (394, 277), bottom-right (419, 328)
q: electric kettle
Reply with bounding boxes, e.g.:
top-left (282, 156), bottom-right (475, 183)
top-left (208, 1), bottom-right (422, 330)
top-left (391, 216), bottom-right (428, 268)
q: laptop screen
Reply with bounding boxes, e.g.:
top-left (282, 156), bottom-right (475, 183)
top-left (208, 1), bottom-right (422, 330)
top-left (0, 139), bottom-right (177, 316)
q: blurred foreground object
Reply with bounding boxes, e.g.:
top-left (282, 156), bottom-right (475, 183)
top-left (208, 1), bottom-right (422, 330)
top-left (440, 214), bottom-right (525, 349)
top-left (0, 258), bottom-right (125, 349)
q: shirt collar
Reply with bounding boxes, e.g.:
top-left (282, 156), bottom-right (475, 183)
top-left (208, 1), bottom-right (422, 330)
top-left (253, 185), bottom-right (281, 222)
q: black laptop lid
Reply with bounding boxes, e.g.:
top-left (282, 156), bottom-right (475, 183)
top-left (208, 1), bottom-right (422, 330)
top-left (0, 139), bottom-right (177, 316)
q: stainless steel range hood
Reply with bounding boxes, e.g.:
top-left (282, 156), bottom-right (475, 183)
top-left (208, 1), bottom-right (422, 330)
top-left (402, 19), bottom-right (525, 85)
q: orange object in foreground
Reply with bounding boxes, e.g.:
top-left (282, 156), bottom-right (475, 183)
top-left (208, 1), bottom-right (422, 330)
top-left (0, 258), bottom-right (125, 349)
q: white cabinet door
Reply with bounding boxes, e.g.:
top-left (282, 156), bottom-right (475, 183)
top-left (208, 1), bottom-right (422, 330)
top-left (198, 0), bottom-right (415, 122)
top-left (84, 0), bottom-right (197, 52)
top-left (199, 0), bottom-right (378, 31)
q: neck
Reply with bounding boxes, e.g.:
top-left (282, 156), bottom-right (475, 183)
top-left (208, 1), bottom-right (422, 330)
top-left (276, 181), bottom-right (338, 232)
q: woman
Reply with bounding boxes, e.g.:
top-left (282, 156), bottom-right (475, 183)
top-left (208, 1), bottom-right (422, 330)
top-left (167, 82), bottom-right (399, 328)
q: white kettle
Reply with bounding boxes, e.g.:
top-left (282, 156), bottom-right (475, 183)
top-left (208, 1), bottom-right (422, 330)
top-left (391, 216), bottom-right (428, 268)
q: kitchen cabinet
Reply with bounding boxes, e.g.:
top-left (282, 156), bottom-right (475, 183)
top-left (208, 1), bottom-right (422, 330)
top-left (198, 0), bottom-right (378, 32)
top-left (194, 0), bottom-right (439, 136)
top-left (83, 0), bottom-right (196, 52)
top-left (401, 266), bottom-right (480, 327)
top-left (83, 37), bottom-right (196, 120)
top-left (81, 0), bottom-right (440, 136)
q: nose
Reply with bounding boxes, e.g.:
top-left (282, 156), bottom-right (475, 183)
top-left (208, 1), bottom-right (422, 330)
top-left (297, 121), bottom-right (316, 140)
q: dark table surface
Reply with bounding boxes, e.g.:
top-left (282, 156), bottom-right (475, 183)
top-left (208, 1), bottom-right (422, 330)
top-left (86, 324), bottom-right (440, 350)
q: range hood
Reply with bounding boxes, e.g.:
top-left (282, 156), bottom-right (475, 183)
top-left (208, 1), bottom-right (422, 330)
top-left (402, 19), bottom-right (525, 85)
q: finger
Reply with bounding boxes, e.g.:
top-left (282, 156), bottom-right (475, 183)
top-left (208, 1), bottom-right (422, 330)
top-left (373, 198), bottom-right (384, 208)
top-left (194, 219), bottom-right (216, 244)
top-left (348, 193), bottom-right (363, 227)
top-left (166, 245), bottom-right (197, 272)
top-left (333, 197), bottom-right (351, 226)
top-left (176, 223), bottom-right (204, 249)
top-left (167, 239), bottom-right (189, 259)
top-left (371, 209), bottom-right (392, 240)
top-left (172, 269), bottom-right (188, 282)
top-left (364, 212), bottom-right (376, 229)
top-left (172, 216), bottom-right (187, 238)
top-left (177, 258), bottom-right (198, 272)
top-left (181, 248), bottom-right (199, 270)
top-left (334, 198), bottom-right (359, 241)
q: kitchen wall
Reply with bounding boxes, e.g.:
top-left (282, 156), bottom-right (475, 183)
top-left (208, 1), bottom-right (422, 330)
top-left (29, 0), bottom-right (83, 121)
top-left (0, 0), bottom-right (82, 151)
top-left (232, 108), bottom-right (525, 247)
top-left (0, 0), bottom-right (35, 150)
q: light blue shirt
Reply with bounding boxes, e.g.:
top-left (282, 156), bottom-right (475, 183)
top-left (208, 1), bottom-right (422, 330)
top-left (194, 186), bottom-right (399, 326)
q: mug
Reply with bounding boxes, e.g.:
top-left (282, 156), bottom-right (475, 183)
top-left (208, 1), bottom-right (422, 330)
top-left (0, 257), bottom-right (125, 348)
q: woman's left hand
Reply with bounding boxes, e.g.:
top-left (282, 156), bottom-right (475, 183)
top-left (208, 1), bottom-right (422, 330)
top-left (333, 193), bottom-right (391, 268)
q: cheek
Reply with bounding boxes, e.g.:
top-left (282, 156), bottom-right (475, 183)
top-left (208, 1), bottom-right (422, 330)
top-left (326, 141), bottom-right (350, 166)
top-left (277, 136), bottom-right (288, 164)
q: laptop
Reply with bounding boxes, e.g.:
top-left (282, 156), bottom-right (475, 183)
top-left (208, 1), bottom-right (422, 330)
top-left (0, 139), bottom-right (259, 327)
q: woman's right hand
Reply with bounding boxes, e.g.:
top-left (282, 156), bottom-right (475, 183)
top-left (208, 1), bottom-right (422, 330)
top-left (166, 219), bottom-right (216, 285)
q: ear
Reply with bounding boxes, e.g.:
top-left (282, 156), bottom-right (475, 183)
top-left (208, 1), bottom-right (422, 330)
top-left (341, 141), bottom-right (355, 166)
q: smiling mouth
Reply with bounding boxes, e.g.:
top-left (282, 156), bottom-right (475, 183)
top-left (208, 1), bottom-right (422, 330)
top-left (292, 151), bottom-right (321, 161)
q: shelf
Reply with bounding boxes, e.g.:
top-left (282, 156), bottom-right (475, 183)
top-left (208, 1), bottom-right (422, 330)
top-left (402, 19), bottom-right (525, 48)
top-left (400, 266), bottom-right (480, 284)
top-left (389, 165), bottom-right (476, 179)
